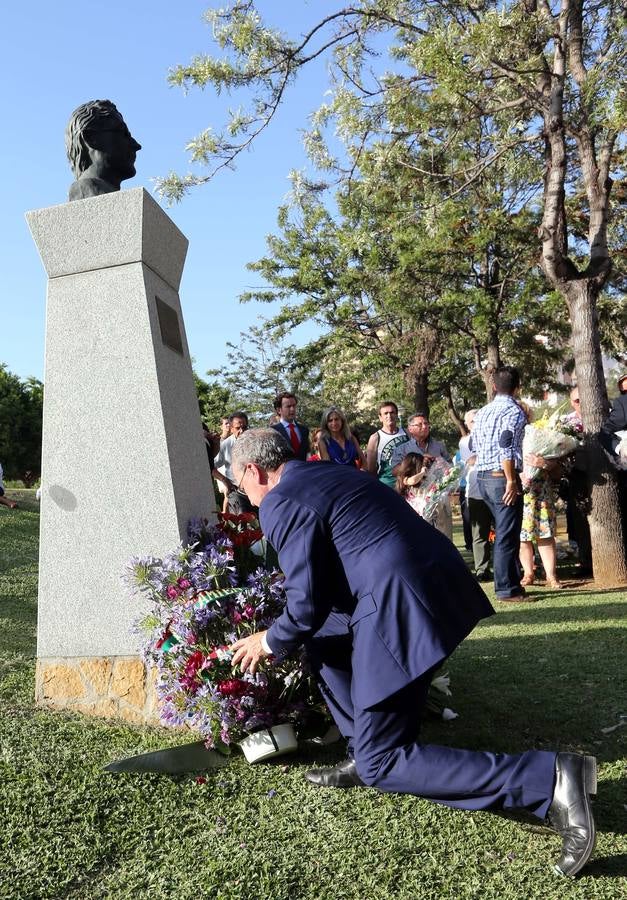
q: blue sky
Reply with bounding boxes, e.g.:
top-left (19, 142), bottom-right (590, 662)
top-left (1, 1), bottom-right (338, 382)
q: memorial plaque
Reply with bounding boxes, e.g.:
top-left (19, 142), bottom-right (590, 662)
top-left (156, 296), bottom-right (183, 355)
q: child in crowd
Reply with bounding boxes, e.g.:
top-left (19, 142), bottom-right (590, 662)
top-left (307, 428), bottom-right (322, 462)
top-left (394, 452), bottom-right (428, 513)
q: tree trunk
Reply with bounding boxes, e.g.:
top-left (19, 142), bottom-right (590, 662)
top-left (566, 280), bottom-right (627, 585)
top-left (443, 383), bottom-right (466, 435)
top-left (472, 338), bottom-right (495, 403)
top-left (486, 335), bottom-right (500, 375)
top-left (483, 339), bottom-right (500, 403)
top-left (478, 370), bottom-right (491, 404)
top-left (413, 371), bottom-right (429, 419)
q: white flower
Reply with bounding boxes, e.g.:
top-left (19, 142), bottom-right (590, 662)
top-left (430, 673), bottom-right (452, 696)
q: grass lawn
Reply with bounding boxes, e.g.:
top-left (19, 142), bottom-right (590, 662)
top-left (0, 502), bottom-right (625, 899)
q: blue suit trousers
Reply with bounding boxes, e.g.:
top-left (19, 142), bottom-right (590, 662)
top-left (306, 612), bottom-right (556, 819)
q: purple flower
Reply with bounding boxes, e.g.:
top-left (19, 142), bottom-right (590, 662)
top-left (127, 519), bottom-right (318, 745)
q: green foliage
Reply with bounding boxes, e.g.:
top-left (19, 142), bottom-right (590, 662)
top-left (243, 154), bottom-right (568, 421)
top-left (206, 324), bottom-right (327, 427)
top-left (194, 371), bottom-right (232, 430)
top-left (162, 1), bottom-right (625, 431)
top-left (0, 364), bottom-right (43, 482)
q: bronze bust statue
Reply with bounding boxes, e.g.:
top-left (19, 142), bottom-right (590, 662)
top-left (65, 100), bottom-right (141, 201)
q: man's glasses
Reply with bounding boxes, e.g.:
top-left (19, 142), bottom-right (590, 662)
top-left (236, 465), bottom-right (249, 495)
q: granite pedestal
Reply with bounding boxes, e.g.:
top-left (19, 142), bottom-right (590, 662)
top-left (26, 188), bottom-right (215, 722)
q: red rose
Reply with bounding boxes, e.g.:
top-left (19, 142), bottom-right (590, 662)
top-left (217, 678), bottom-right (250, 698)
top-left (184, 650), bottom-right (205, 680)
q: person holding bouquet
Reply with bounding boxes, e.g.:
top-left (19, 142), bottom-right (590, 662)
top-left (519, 404), bottom-right (582, 587)
top-left (395, 452), bottom-right (459, 540)
top-left (519, 449), bottom-right (563, 588)
top-left (394, 452), bottom-right (429, 513)
top-left (391, 414), bottom-right (453, 538)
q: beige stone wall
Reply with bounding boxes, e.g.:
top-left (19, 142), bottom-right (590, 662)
top-left (35, 656), bottom-right (160, 725)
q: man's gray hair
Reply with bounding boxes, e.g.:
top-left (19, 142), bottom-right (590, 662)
top-left (408, 412), bottom-right (429, 426)
top-left (231, 428), bottom-right (294, 473)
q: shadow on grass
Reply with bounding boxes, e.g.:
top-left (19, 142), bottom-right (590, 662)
top-left (583, 852), bottom-right (627, 878)
top-left (447, 628), bottom-right (625, 767)
top-left (0, 595), bottom-right (37, 626)
top-left (195, 740), bottom-right (627, 851)
top-left (530, 585), bottom-right (627, 596)
top-left (478, 599), bottom-right (626, 629)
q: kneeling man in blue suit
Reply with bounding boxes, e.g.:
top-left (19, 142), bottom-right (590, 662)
top-left (230, 429), bottom-right (596, 877)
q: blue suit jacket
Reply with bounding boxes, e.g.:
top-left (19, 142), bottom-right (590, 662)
top-left (261, 461), bottom-right (494, 708)
top-left (270, 421), bottom-right (310, 461)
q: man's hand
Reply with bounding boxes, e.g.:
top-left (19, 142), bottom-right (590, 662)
top-left (230, 631), bottom-right (270, 675)
top-left (502, 479), bottom-right (519, 505)
top-left (502, 459), bottom-right (520, 505)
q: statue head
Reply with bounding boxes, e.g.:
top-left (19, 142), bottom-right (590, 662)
top-left (65, 100), bottom-right (141, 199)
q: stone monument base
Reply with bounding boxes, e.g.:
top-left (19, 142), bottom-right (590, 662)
top-left (35, 656), bottom-right (161, 725)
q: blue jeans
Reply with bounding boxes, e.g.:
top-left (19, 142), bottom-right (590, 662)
top-left (477, 472), bottom-right (523, 598)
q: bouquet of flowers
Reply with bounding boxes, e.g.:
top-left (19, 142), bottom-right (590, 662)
top-left (127, 513), bottom-right (458, 756)
top-left (556, 412), bottom-right (584, 440)
top-left (189, 512), bottom-right (265, 578)
top-left (413, 458), bottom-right (464, 523)
top-left (127, 514), bottom-right (318, 751)
top-left (522, 411), bottom-right (581, 480)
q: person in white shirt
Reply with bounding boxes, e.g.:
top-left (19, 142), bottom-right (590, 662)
top-left (366, 401), bottom-right (408, 488)
top-left (213, 412), bottom-right (254, 512)
top-left (461, 410), bottom-right (493, 581)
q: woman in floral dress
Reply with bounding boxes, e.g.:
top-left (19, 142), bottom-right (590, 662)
top-left (519, 451), bottom-right (563, 588)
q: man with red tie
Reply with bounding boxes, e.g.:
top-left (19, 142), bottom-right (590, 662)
top-left (271, 392), bottom-right (310, 461)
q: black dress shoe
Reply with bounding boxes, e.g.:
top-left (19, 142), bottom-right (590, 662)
top-left (546, 753), bottom-right (597, 877)
top-left (498, 594), bottom-right (537, 603)
top-left (305, 758), bottom-right (365, 789)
